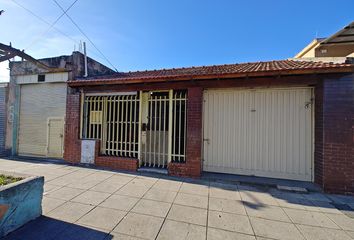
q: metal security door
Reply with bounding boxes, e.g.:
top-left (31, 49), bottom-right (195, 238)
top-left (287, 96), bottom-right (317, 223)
top-left (140, 90), bottom-right (187, 168)
top-left (141, 92), bottom-right (170, 168)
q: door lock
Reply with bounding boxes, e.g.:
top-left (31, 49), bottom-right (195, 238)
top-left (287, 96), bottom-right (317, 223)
top-left (203, 138), bottom-right (210, 144)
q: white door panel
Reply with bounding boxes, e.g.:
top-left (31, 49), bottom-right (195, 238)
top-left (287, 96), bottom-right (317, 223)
top-left (47, 118), bottom-right (64, 158)
top-left (203, 88), bottom-right (313, 181)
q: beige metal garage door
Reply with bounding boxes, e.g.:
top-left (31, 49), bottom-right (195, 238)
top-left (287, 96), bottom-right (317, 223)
top-left (203, 88), bottom-right (313, 181)
top-left (18, 83), bottom-right (66, 157)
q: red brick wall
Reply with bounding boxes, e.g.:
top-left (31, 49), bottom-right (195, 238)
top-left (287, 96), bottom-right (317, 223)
top-left (94, 140), bottom-right (138, 171)
top-left (314, 82), bottom-right (324, 187)
top-left (95, 156), bottom-right (138, 171)
top-left (169, 87), bottom-right (203, 177)
top-left (320, 74), bottom-right (354, 195)
top-left (63, 90), bottom-right (81, 163)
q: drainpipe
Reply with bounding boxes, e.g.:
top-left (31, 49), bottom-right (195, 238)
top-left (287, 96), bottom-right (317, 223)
top-left (83, 42), bottom-right (88, 78)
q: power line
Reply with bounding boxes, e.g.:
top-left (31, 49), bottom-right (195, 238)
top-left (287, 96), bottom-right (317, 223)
top-left (10, 0), bottom-right (106, 63)
top-left (11, 0), bottom-right (78, 45)
top-left (52, 0), bottom-right (118, 71)
top-left (24, 0), bottom-right (79, 50)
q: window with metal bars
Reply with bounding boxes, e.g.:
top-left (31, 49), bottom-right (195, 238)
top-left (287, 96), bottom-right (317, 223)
top-left (82, 94), bottom-right (140, 158)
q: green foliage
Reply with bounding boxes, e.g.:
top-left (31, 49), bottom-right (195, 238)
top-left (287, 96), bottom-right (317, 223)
top-left (0, 175), bottom-right (22, 186)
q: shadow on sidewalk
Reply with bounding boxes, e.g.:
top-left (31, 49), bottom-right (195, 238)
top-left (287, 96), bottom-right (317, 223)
top-left (3, 215), bottom-right (112, 240)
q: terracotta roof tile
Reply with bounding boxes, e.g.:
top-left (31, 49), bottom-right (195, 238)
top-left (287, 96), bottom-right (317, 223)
top-left (69, 60), bottom-right (354, 86)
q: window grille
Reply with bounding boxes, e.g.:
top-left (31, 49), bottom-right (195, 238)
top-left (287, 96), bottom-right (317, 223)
top-left (83, 94), bottom-right (139, 158)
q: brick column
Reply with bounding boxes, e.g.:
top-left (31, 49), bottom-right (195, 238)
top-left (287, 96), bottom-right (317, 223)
top-left (315, 74), bottom-right (354, 195)
top-left (169, 87), bottom-right (203, 177)
top-left (314, 82), bottom-right (324, 187)
top-left (63, 89), bottom-right (81, 163)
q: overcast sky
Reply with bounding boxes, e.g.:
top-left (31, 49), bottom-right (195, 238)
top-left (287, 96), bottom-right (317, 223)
top-left (1, 0), bottom-right (353, 81)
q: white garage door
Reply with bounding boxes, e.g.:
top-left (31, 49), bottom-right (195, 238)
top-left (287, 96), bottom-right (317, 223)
top-left (203, 88), bottom-right (313, 181)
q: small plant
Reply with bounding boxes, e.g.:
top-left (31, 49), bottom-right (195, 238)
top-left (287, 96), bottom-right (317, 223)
top-left (0, 175), bottom-right (23, 186)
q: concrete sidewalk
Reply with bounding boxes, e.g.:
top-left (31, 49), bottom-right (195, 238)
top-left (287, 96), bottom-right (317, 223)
top-left (1, 158), bottom-right (354, 240)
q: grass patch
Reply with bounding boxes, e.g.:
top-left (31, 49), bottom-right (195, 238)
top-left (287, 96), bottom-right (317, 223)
top-left (0, 175), bottom-right (23, 186)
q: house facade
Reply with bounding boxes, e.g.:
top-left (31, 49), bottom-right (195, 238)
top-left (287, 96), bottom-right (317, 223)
top-left (5, 51), bottom-right (114, 158)
top-left (64, 60), bottom-right (354, 195)
top-left (294, 21), bottom-right (354, 61)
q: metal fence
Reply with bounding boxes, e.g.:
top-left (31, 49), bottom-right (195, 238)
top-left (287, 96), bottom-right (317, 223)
top-left (171, 91), bottom-right (187, 163)
top-left (82, 90), bottom-right (187, 166)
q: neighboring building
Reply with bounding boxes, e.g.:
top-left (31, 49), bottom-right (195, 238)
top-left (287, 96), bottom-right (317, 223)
top-left (294, 21), bottom-right (354, 62)
top-left (0, 82), bottom-right (8, 156)
top-left (65, 60), bottom-right (354, 194)
top-left (6, 51), bottom-right (114, 158)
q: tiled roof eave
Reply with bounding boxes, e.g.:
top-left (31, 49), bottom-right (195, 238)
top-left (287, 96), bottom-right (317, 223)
top-left (68, 65), bottom-right (354, 87)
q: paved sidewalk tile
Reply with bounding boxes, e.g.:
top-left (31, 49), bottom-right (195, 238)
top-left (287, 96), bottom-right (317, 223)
top-left (179, 182), bottom-right (209, 196)
top-left (250, 217), bottom-right (304, 240)
top-left (100, 194), bottom-right (139, 211)
top-left (208, 210), bottom-right (253, 235)
top-left (309, 200), bottom-right (344, 214)
top-left (296, 224), bottom-right (353, 240)
top-left (143, 188), bottom-right (177, 203)
top-left (129, 177), bottom-right (157, 188)
top-left (209, 197), bottom-right (246, 215)
top-left (209, 185), bottom-right (241, 201)
top-left (77, 206), bottom-right (126, 231)
top-left (325, 213), bottom-right (354, 231)
top-left (90, 181), bottom-right (125, 193)
top-left (240, 191), bottom-right (278, 206)
top-left (174, 192), bottom-right (208, 209)
top-left (244, 204), bottom-right (291, 222)
top-left (152, 179), bottom-right (182, 192)
top-left (284, 208), bottom-right (340, 229)
top-left (346, 231), bottom-right (354, 238)
top-left (47, 202), bottom-right (94, 223)
top-left (113, 212), bottom-right (164, 240)
top-left (42, 196), bottom-right (66, 214)
top-left (116, 183), bottom-right (150, 198)
top-left (45, 186), bottom-right (85, 201)
top-left (157, 220), bottom-right (206, 240)
top-left (71, 190), bottom-right (111, 206)
top-left (207, 227), bottom-right (256, 240)
top-left (275, 196), bottom-right (317, 211)
top-left (43, 184), bottom-right (62, 194)
top-left (131, 199), bottom-right (171, 217)
top-left (108, 232), bottom-right (144, 239)
top-left (108, 175), bottom-right (135, 185)
top-left (167, 204), bottom-right (207, 226)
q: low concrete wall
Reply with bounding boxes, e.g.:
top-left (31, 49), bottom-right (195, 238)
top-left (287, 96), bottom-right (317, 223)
top-left (0, 171), bottom-right (44, 237)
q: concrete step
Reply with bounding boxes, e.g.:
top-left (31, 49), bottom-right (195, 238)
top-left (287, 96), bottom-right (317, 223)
top-left (138, 167), bottom-right (168, 175)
